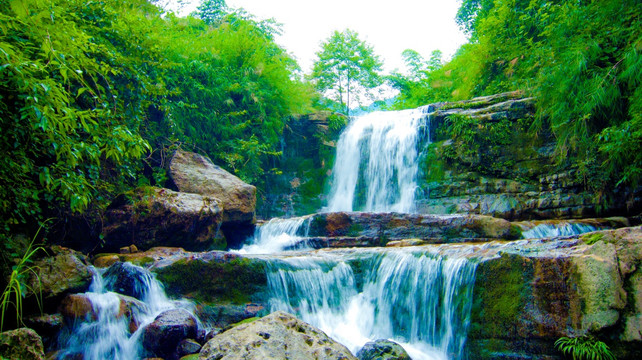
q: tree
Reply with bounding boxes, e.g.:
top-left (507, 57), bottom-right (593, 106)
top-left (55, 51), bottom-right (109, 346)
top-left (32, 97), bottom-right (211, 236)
top-left (310, 29), bottom-right (383, 115)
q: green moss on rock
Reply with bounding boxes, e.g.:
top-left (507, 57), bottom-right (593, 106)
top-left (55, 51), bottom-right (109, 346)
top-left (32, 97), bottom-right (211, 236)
top-left (154, 256), bottom-right (267, 304)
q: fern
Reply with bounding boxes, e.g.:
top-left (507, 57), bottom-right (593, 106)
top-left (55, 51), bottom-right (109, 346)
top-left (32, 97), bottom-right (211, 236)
top-left (555, 336), bottom-right (616, 360)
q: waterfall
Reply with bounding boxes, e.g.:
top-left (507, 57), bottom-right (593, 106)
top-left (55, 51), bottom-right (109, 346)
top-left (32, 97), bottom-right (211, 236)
top-left (237, 215), bottom-right (312, 254)
top-left (57, 263), bottom-right (194, 360)
top-left (265, 249), bottom-right (476, 360)
top-left (325, 107), bottom-right (430, 213)
top-left (520, 222), bottom-right (599, 239)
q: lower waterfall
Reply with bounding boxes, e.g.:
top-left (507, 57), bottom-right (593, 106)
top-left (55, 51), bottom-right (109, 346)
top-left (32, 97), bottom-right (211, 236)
top-left (264, 249), bottom-right (477, 360)
top-left (56, 263), bottom-right (195, 360)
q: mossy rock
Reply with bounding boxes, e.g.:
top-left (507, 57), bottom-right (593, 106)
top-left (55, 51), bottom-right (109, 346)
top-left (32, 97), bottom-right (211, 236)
top-left (154, 256), bottom-right (267, 304)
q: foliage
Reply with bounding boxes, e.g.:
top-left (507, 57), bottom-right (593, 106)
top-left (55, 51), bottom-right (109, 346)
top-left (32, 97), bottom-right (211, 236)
top-left (0, 0), bottom-right (315, 237)
top-left (394, 0), bottom-right (642, 200)
top-left (441, 114), bottom-right (522, 176)
top-left (310, 29), bottom-right (383, 115)
top-left (0, 225), bottom-right (46, 331)
top-left (555, 336), bottom-right (616, 360)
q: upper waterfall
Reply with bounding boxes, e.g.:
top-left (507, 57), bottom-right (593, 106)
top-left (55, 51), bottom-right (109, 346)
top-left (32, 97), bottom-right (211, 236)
top-left (325, 106), bottom-right (430, 213)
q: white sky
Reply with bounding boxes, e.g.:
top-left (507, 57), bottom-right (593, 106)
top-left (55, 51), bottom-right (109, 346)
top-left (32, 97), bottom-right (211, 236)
top-left (174, 0), bottom-right (468, 75)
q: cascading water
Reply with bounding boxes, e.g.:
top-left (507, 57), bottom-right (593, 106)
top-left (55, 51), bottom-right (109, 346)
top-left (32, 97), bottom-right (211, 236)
top-left (325, 107), bottom-right (430, 213)
top-left (265, 249), bottom-right (477, 360)
top-left (237, 215), bottom-right (312, 254)
top-left (520, 222), bottom-right (599, 239)
top-left (57, 263), bottom-right (195, 360)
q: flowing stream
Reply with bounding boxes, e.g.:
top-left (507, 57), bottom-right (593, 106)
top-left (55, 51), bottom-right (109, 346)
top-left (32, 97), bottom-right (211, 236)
top-left (325, 107), bottom-right (430, 213)
top-left (264, 249), bottom-right (476, 360)
top-left (56, 263), bottom-right (195, 360)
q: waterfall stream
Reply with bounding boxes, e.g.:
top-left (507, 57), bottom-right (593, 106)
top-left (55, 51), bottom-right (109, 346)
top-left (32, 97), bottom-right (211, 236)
top-left (57, 263), bottom-right (195, 360)
top-left (325, 107), bottom-right (430, 213)
top-left (265, 249), bottom-right (477, 360)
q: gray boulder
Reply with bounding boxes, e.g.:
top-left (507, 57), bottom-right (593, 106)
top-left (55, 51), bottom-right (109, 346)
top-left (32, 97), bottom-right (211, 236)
top-left (356, 339), bottom-right (411, 360)
top-left (169, 150), bottom-right (256, 225)
top-left (101, 187), bottom-right (224, 252)
top-left (198, 311), bottom-right (356, 360)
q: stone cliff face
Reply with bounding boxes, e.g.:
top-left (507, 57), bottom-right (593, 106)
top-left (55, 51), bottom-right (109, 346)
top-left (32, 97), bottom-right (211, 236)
top-left (417, 91), bottom-right (641, 220)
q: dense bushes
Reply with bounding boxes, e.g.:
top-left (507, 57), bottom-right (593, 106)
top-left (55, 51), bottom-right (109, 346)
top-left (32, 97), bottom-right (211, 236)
top-left (0, 0), bottom-right (313, 236)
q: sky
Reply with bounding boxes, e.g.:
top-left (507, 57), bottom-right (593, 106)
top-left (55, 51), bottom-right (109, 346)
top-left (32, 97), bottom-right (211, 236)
top-left (174, 0), bottom-right (469, 75)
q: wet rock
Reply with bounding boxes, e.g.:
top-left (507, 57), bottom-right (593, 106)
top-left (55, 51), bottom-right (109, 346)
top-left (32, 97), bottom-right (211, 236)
top-left (305, 212), bottom-right (520, 245)
top-left (356, 339), bottom-right (411, 360)
top-left (153, 252), bottom-right (267, 306)
top-left (176, 338), bottom-right (202, 357)
top-left (142, 309), bottom-right (198, 358)
top-left (0, 328), bottom-right (45, 360)
top-left (93, 254), bottom-right (120, 268)
top-left (169, 149), bottom-right (256, 225)
top-left (103, 262), bottom-right (154, 300)
top-left (101, 187), bottom-right (224, 252)
top-left (27, 246), bottom-right (92, 306)
top-left (59, 294), bottom-right (96, 321)
top-left (199, 311), bottom-right (356, 360)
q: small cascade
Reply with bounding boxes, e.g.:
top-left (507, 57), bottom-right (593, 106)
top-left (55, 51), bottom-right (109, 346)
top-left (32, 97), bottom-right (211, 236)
top-left (325, 107), bottom-right (430, 213)
top-left (237, 215), bottom-right (312, 254)
top-left (265, 249), bottom-right (476, 360)
top-left (57, 263), bottom-right (194, 360)
top-left (520, 221), bottom-right (600, 239)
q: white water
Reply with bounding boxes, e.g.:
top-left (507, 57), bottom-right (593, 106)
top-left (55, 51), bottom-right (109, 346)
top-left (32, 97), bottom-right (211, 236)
top-left (265, 250), bottom-right (476, 360)
top-left (57, 263), bottom-right (195, 360)
top-left (521, 222), bottom-right (598, 239)
top-left (325, 107), bottom-right (429, 213)
top-left (237, 216), bottom-right (312, 254)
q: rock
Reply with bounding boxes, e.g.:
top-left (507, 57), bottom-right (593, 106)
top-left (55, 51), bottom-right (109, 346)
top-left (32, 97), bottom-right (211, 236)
top-left (101, 187), bottom-right (224, 252)
top-left (103, 262), bottom-right (153, 300)
top-left (153, 251), bottom-right (267, 306)
top-left (142, 309), bottom-right (198, 358)
top-left (169, 150), bottom-right (256, 225)
top-left (27, 246), bottom-right (92, 307)
top-left (198, 311), bottom-right (356, 360)
top-left (622, 268), bottom-right (642, 341)
top-left (0, 328), bottom-right (45, 360)
top-left (176, 338), bottom-right (202, 357)
top-left (93, 254), bottom-right (120, 268)
top-left (572, 240), bottom-right (626, 331)
top-left (59, 294), bottom-right (96, 321)
top-left (304, 212), bottom-right (520, 245)
top-left (356, 339), bottom-right (411, 360)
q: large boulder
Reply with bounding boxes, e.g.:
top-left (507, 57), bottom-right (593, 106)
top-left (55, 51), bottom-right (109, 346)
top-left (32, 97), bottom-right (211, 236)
top-left (101, 187), bottom-right (224, 252)
top-left (0, 328), bottom-right (45, 360)
top-left (198, 311), bottom-right (357, 360)
top-left (356, 339), bottom-right (411, 360)
top-left (27, 246), bottom-right (93, 310)
top-left (142, 309), bottom-right (198, 358)
top-left (169, 150), bottom-right (256, 225)
top-left (468, 226), bottom-right (642, 359)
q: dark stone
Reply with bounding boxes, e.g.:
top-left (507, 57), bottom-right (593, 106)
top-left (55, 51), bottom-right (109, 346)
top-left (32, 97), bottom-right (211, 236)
top-left (103, 262), bottom-right (153, 300)
top-left (142, 309), bottom-right (198, 358)
top-left (176, 338), bottom-right (202, 357)
top-left (356, 339), bottom-right (411, 360)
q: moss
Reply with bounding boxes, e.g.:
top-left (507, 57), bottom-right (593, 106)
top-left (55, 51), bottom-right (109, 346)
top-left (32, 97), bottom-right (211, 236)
top-left (154, 257), bottom-right (267, 304)
top-left (128, 256), bottom-right (154, 267)
top-left (470, 253), bottom-right (532, 338)
top-left (346, 222), bottom-right (364, 237)
top-left (232, 316), bottom-right (259, 326)
top-left (508, 224), bottom-right (523, 240)
top-left (582, 232), bottom-right (605, 245)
